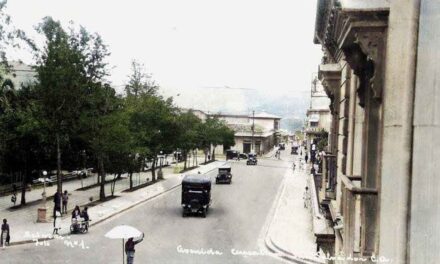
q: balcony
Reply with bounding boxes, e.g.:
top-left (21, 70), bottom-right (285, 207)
top-left (305, 126), bottom-right (323, 134)
top-left (340, 174), bottom-right (378, 257)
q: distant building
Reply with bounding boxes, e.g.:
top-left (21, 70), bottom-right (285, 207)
top-left (183, 109), bottom-right (281, 155)
top-left (2, 61), bottom-right (36, 89)
top-left (305, 76), bottom-right (331, 151)
top-left (214, 112), bottom-right (281, 155)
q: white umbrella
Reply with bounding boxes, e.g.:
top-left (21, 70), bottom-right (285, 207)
top-left (105, 225), bottom-right (143, 264)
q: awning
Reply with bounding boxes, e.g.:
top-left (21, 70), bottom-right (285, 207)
top-left (308, 114), bottom-right (320, 122)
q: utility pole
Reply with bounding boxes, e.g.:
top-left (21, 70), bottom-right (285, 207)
top-left (251, 110), bottom-right (255, 152)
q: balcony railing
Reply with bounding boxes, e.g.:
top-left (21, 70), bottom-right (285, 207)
top-left (340, 174), bottom-right (378, 257)
top-left (321, 154), bottom-right (337, 202)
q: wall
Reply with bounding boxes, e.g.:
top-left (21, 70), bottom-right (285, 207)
top-left (410, 0), bottom-right (439, 262)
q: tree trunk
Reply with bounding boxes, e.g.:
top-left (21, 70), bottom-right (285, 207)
top-left (194, 149), bottom-right (198, 166)
top-left (56, 133), bottom-right (62, 193)
top-left (151, 158), bottom-right (156, 182)
top-left (111, 173), bottom-right (119, 196)
top-left (20, 170), bottom-right (26, 206)
top-left (204, 148), bottom-right (207, 163)
top-left (99, 155), bottom-right (105, 200)
top-left (212, 145), bottom-right (216, 161)
top-left (183, 151), bottom-right (187, 170)
top-left (129, 172), bottom-right (133, 190)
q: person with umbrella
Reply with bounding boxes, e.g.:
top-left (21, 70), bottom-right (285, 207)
top-left (125, 232), bottom-right (144, 264)
top-left (105, 225), bottom-right (144, 264)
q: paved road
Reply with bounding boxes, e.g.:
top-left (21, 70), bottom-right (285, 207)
top-left (3, 156), bottom-right (293, 264)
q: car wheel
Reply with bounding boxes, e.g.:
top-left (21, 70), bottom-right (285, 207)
top-left (202, 209), bottom-right (207, 218)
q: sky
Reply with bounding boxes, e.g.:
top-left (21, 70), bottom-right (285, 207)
top-left (4, 0), bottom-right (322, 114)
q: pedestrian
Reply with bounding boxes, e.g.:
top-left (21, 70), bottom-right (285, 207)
top-left (125, 232), bottom-right (145, 264)
top-left (81, 206), bottom-right (90, 231)
top-left (62, 190), bottom-right (69, 215)
top-left (303, 187), bottom-right (311, 208)
top-left (72, 205), bottom-right (81, 219)
top-left (1, 219), bottom-right (10, 247)
top-left (53, 210), bottom-right (61, 235)
top-left (53, 190), bottom-right (61, 228)
top-left (71, 205), bottom-right (81, 231)
top-left (305, 153), bottom-right (309, 163)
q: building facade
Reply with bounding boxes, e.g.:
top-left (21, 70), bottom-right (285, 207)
top-left (213, 112), bottom-right (281, 155)
top-left (305, 77), bottom-right (332, 152)
top-left (311, 0), bottom-right (440, 263)
top-left (186, 109), bottom-right (281, 155)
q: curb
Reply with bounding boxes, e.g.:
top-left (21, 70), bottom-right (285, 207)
top-left (264, 235), bottom-right (314, 264)
top-left (267, 235), bottom-right (324, 264)
top-left (8, 163), bottom-right (222, 247)
top-left (262, 157), bottom-right (324, 264)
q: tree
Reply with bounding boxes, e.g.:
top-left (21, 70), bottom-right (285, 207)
top-left (125, 60), bottom-right (158, 98)
top-left (34, 17), bottom-right (109, 192)
top-left (80, 83), bottom-right (128, 200)
top-left (176, 111), bottom-right (202, 170)
top-left (0, 83), bottom-right (49, 205)
top-left (128, 94), bottom-right (178, 182)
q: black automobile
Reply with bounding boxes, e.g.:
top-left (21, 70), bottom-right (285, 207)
top-left (291, 145), bottom-right (299, 155)
top-left (181, 175), bottom-right (211, 217)
top-left (279, 143), bottom-right (286, 150)
top-left (239, 153), bottom-right (248, 159)
top-left (216, 164), bottom-right (232, 184)
top-left (246, 153), bottom-right (258, 165)
top-left (226, 150), bottom-right (240, 160)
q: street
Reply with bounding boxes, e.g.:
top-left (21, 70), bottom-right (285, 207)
top-left (3, 156), bottom-right (294, 264)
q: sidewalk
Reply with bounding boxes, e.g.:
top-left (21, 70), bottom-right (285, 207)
top-left (4, 160), bottom-right (224, 246)
top-left (264, 147), bottom-right (325, 264)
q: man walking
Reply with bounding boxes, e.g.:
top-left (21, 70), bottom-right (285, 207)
top-left (53, 191), bottom-right (61, 228)
top-left (62, 190), bottom-right (69, 215)
top-left (125, 232), bottom-right (145, 264)
top-left (1, 219), bottom-right (10, 248)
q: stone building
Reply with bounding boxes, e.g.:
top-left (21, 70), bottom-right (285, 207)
top-left (184, 109), bottom-right (281, 155)
top-left (305, 76), bottom-right (332, 152)
top-left (1, 61), bottom-right (36, 89)
top-left (212, 112), bottom-right (281, 155)
top-left (311, 0), bottom-right (440, 263)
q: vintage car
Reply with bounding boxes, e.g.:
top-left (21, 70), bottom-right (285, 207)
top-left (216, 164), bottom-right (232, 184)
top-left (181, 175), bottom-right (211, 217)
top-left (246, 153), bottom-right (258, 165)
top-left (278, 143), bottom-right (286, 150)
top-left (291, 145), bottom-right (299, 155)
top-left (239, 153), bottom-right (248, 159)
top-left (226, 150), bottom-right (240, 160)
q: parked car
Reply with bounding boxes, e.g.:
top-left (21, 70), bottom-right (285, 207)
top-left (246, 153), bottom-right (258, 165)
top-left (239, 153), bottom-right (248, 159)
top-left (216, 164), bottom-right (232, 184)
top-left (279, 143), bottom-right (286, 150)
top-left (226, 150), bottom-right (240, 160)
top-left (181, 175), bottom-right (211, 217)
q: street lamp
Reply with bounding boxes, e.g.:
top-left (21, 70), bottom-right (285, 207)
top-left (37, 170), bottom-right (48, 222)
top-left (42, 170), bottom-right (47, 205)
top-left (158, 151), bottom-right (164, 180)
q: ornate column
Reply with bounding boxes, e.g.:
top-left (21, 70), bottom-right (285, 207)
top-left (319, 63), bottom-right (341, 156)
top-left (340, 19), bottom-right (388, 257)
